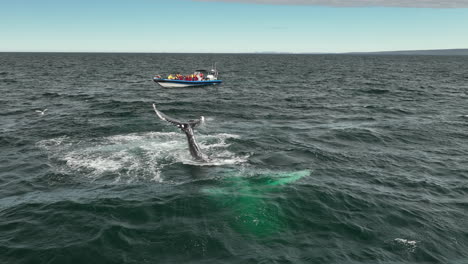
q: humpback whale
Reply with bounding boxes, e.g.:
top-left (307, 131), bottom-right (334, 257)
top-left (202, 169), bottom-right (310, 236)
top-left (152, 104), bottom-right (208, 161)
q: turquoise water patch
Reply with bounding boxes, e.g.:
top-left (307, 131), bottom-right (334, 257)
top-left (202, 170), bottom-right (310, 236)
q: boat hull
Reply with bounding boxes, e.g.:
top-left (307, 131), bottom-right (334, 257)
top-left (153, 78), bottom-right (222, 88)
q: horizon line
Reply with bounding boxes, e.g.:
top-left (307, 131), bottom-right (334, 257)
top-left (1, 48), bottom-right (468, 55)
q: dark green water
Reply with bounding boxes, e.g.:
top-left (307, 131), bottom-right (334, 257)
top-left (1, 53), bottom-right (468, 263)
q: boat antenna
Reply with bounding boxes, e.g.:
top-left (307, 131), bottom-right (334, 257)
top-left (213, 62), bottom-right (218, 78)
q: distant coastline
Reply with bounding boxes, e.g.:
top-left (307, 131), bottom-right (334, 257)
top-left (342, 49), bottom-right (468, 56)
top-left (257, 49), bottom-right (468, 55)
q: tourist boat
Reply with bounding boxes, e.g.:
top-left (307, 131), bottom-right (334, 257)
top-left (153, 68), bottom-right (222, 88)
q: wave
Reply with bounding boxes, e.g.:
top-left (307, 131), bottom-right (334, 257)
top-left (0, 78), bottom-right (18, 84)
top-left (359, 88), bottom-right (390, 95)
top-left (329, 126), bottom-right (392, 145)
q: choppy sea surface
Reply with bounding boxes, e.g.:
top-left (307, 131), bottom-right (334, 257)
top-left (1, 53), bottom-right (468, 263)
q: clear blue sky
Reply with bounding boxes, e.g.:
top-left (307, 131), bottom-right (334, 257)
top-left (1, 0), bottom-right (467, 53)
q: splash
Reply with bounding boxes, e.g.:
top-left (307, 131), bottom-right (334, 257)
top-left (181, 133), bottom-right (248, 166)
top-left (37, 132), bottom-right (246, 183)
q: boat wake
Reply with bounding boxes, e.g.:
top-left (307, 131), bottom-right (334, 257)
top-left (37, 132), bottom-right (247, 183)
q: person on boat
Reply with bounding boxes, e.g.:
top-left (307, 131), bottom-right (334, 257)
top-left (168, 74), bottom-right (175, 80)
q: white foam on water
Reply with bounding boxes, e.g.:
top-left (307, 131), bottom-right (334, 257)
top-left (37, 131), bottom-right (247, 183)
top-left (394, 238), bottom-right (418, 252)
top-left (37, 135), bottom-right (71, 150)
top-left (65, 153), bottom-right (122, 173)
top-left (181, 154), bottom-right (250, 167)
top-left (215, 133), bottom-right (241, 139)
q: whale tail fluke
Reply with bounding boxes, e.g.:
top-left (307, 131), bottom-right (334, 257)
top-left (152, 104), bottom-right (204, 130)
top-left (152, 104), bottom-right (208, 161)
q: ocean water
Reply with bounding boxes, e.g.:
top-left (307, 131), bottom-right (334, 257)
top-left (1, 53), bottom-right (468, 263)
